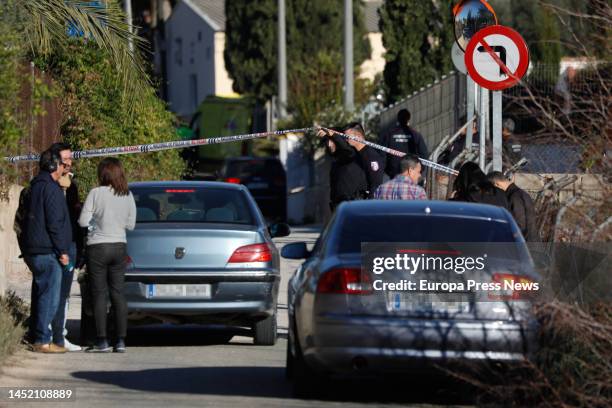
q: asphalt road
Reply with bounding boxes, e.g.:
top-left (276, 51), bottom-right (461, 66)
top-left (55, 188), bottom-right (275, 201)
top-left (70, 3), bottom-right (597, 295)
top-left (0, 226), bottom-right (472, 408)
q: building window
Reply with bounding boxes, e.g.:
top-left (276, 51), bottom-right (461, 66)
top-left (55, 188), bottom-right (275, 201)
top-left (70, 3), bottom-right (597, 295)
top-left (174, 38), bottom-right (183, 66)
top-left (190, 74), bottom-right (198, 110)
top-left (206, 46), bottom-right (211, 60)
top-left (198, 31), bottom-right (202, 42)
top-left (190, 41), bottom-right (195, 64)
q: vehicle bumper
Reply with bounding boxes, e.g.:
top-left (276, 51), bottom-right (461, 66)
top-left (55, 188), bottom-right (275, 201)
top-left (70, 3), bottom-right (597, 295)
top-left (124, 270), bottom-right (280, 323)
top-left (305, 314), bottom-right (538, 375)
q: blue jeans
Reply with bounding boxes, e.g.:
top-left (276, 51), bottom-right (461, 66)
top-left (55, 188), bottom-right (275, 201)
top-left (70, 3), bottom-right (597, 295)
top-left (25, 254), bottom-right (62, 345)
top-left (51, 243), bottom-right (77, 346)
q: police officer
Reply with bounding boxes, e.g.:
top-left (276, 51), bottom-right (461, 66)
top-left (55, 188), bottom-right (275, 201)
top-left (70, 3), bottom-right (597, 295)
top-left (319, 123), bottom-right (383, 211)
top-left (380, 109), bottom-right (428, 178)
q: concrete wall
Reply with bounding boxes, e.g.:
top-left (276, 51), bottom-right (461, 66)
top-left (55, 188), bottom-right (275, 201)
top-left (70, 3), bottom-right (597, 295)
top-left (0, 185), bottom-right (30, 295)
top-left (213, 32), bottom-right (237, 97)
top-left (360, 32), bottom-right (385, 82)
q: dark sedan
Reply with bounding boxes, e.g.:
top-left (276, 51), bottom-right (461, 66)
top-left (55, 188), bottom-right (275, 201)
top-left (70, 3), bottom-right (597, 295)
top-left (218, 157), bottom-right (287, 223)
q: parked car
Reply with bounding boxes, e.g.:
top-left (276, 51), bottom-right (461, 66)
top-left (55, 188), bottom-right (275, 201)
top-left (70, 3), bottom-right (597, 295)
top-left (282, 200), bottom-right (539, 394)
top-left (125, 181), bottom-right (290, 345)
top-left (218, 157), bottom-right (287, 223)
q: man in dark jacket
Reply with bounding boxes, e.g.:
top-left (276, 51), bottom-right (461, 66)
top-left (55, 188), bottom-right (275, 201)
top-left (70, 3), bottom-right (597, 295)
top-left (21, 149), bottom-right (72, 353)
top-left (318, 123), bottom-right (383, 210)
top-left (488, 171), bottom-right (539, 241)
top-left (379, 109), bottom-right (428, 178)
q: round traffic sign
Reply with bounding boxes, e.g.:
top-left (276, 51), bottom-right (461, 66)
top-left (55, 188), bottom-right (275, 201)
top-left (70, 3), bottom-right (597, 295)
top-left (465, 25), bottom-right (529, 91)
top-left (451, 42), bottom-right (467, 74)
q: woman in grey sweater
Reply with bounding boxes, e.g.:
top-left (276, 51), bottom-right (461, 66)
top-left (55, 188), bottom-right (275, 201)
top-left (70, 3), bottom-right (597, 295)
top-left (79, 158), bottom-right (136, 353)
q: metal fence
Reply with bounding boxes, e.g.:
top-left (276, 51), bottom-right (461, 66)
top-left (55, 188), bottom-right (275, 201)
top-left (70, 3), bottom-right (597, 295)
top-left (375, 72), bottom-right (467, 150)
top-left (14, 65), bottom-right (62, 181)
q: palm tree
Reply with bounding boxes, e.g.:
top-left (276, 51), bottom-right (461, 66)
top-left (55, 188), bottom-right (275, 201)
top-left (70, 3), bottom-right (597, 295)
top-left (16, 0), bottom-right (149, 110)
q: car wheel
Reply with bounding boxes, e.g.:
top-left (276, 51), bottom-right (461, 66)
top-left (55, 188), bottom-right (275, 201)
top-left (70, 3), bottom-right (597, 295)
top-left (285, 328), bottom-right (295, 380)
top-left (292, 336), bottom-right (325, 398)
top-left (253, 314), bottom-right (277, 346)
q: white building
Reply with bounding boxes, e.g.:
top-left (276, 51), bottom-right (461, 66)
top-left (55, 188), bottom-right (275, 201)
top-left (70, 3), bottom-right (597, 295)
top-left (164, 0), bottom-right (237, 118)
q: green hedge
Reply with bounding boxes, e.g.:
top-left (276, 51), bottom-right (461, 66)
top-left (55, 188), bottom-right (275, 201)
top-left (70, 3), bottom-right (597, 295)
top-left (33, 41), bottom-right (186, 197)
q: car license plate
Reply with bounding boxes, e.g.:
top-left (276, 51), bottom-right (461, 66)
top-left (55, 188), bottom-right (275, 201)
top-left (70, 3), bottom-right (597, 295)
top-left (386, 292), bottom-right (470, 314)
top-left (146, 284), bottom-right (211, 299)
top-left (247, 182), bottom-right (268, 189)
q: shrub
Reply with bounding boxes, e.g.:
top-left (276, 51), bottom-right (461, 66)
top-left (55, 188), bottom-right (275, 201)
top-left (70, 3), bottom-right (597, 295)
top-left (0, 292), bottom-right (28, 365)
top-left (32, 41), bottom-right (186, 197)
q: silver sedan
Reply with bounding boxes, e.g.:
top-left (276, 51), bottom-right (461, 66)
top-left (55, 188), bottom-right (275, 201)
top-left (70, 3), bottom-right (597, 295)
top-left (124, 181), bottom-right (290, 345)
top-left (282, 200), bottom-right (539, 394)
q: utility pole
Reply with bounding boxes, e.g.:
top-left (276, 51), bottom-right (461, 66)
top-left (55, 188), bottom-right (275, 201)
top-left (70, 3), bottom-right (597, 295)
top-left (343, 0), bottom-right (354, 111)
top-left (478, 87), bottom-right (488, 170)
top-left (278, 0), bottom-right (287, 119)
top-left (124, 0), bottom-right (133, 52)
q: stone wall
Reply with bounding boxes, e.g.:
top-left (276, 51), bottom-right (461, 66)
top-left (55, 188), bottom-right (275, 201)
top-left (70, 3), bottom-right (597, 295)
top-left (0, 185), bottom-right (30, 294)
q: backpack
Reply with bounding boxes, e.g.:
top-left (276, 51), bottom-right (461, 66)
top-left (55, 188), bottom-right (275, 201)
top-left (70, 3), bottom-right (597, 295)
top-left (14, 185), bottom-right (32, 256)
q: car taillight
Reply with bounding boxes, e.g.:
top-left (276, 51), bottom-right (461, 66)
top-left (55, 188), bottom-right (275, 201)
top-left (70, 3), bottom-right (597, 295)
top-left (490, 273), bottom-right (538, 300)
top-left (228, 243), bottom-right (272, 263)
top-left (317, 268), bottom-right (372, 295)
top-left (226, 177), bottom-right (241, 184)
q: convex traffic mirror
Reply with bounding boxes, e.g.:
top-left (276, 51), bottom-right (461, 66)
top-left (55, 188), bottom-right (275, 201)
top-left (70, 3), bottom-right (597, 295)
top-left (453, 0), bottom-right (498, 51)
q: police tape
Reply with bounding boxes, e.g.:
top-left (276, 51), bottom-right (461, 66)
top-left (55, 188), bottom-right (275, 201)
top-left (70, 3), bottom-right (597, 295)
top-left (3, 126), bottom-right (458, 175)
top-left (321, 128), bottom-right (459, 176)
top-left (3, 127), bottom-right (315, 163)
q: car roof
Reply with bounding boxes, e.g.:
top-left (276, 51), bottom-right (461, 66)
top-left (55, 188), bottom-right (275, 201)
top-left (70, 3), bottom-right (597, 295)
top-left (336, 200), bottom-right (510, 222)
top-left (129, 180), bottom-right (246, 191)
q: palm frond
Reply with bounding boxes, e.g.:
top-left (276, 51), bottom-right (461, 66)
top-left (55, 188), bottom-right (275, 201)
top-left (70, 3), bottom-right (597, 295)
top-left (18, 0), bottom-right (150, 112)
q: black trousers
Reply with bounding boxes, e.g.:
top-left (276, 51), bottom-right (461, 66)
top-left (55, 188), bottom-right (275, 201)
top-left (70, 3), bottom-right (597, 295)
top-left (86, 243), bottom-right (128, 339)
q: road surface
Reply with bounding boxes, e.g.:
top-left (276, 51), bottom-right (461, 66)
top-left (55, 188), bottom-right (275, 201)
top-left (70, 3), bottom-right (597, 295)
top-left (0, 226), bottom-right (472, 407)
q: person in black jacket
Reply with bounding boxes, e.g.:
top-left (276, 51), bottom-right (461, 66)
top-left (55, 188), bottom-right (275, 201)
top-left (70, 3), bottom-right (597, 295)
top-left (450, 162), bottom-right (509, 209)
top-left (488, 171), bottom-right (539, 241)
top-left (379, 109), bottom-right (428, 178)
top-left (21, 149), bottom-right (73, 353)
top-left (49, 142), bottom-right (83, 351)
top-left (318, 123), bottom-right (383, 210)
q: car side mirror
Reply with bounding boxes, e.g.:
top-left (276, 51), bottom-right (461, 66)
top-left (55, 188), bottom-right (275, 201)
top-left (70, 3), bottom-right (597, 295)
top-left (269, 222), bottom-right (291, 238)
top-left (281, 242), bottom-right (310, 259)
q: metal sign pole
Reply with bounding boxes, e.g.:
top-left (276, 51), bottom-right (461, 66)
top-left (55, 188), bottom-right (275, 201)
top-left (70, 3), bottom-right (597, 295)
top-left (478, 87), bottom-right (488, 170)
top-left (466, 76), bottom-right (475, 149)
top-left (492, 90), bottom-right (503, 171)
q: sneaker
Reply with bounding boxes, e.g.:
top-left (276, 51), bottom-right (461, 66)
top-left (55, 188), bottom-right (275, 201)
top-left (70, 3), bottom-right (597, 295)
top-left (63, 338), bottom-right (82, 352)
top-left (85, 340), bottom-right (112, 353)
top-left (31, 343), bottom-right (67, 354)
top-left (114, 339), bottom-right (126, 353)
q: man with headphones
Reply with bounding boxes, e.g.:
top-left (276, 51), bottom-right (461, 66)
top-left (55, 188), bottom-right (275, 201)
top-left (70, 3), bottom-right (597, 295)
top-left (20, 148), bottom-right (73, 353)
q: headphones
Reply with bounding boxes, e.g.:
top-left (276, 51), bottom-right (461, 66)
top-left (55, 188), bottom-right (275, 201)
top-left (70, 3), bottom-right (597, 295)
top-left (39, 149), bottom-right (63, 173)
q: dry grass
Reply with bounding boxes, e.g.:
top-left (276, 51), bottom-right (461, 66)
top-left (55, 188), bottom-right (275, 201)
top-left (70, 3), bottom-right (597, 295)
top-left (444, 302), bottom-right (612, 407)
top-left (0, 291), bottom-right (28, 365)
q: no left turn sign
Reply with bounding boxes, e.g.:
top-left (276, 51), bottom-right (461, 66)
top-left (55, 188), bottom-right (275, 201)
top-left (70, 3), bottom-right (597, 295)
top-left (465, 25), bottom-right (529, 91)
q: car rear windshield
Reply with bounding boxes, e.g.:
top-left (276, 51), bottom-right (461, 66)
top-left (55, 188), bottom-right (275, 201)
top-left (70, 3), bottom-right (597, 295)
top-left (226, 160), bottom-right (285, 179)
top-left (335, 215), bottom-right (518, 254)
top-left (131, 187), bottom-right (255, 224)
